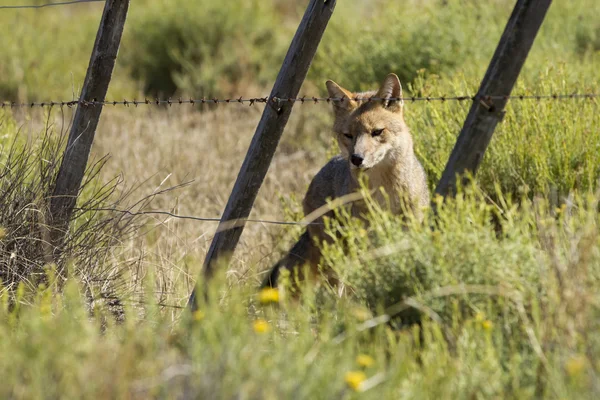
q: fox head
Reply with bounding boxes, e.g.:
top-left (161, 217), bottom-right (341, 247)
top-left (326, 73), bottom-right (413, 172)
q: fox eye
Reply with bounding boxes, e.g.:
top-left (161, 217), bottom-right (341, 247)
top-left (343, 133), bottom-right (353, 139)
top-left (372, 129), bottom-right (384, 137)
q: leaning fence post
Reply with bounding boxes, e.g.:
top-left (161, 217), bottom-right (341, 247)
top-left (435, 0), bottom-right (552, 198)
top-left (49, 0), bottom-right (130, 248)
top-left (189, 0), bottom-right (337, 308)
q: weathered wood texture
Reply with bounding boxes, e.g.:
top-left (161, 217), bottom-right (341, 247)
top-left (49, 0), bottom-right (129, 246)
top-left (435, 0), bottom-right (552, 197)
top-left (190, 0), bottom-right (336, 305)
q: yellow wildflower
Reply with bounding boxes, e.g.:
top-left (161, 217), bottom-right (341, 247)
top-left (192, 310), bottom-right (205, 321)
top-left (565, 355), bottom-right (587, 377)
top-left (253, 319), bottom-right (271, 334)
top-left (356, 354), bottom-right (375, 368)
top-left (482, 320), bottom-right (493, 331)
top-left (474, 312), bottom-right (485, 322)
top-left (344, 371), bottom-right (367, 391)
top-left (258, 287), bottom-right (280, 305)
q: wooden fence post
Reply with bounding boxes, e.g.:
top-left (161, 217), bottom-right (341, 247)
top-left (49, 0), bottom-right (129, 248)
top-left (435, 0), bottom-right (552, 197)
top-left (189, 0), bottom-right (337, 308)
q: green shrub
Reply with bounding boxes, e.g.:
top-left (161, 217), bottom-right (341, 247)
top-left (308, 0), bottom-right (507, 91)
top-left (576, 23), bottom-right (600, 55)
top-left (394, 63), bottom-right (600, 201)
top-left (0, 4), bottom-right (135, 101)
top-left (320, 189), bottom-right (539, 315)
top-left (124, 0), bottom-right (288, 98)
top-left (316, 187), bottom-right (600, 395)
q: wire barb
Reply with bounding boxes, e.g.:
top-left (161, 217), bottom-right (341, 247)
top-left (0, 0), bottom-right (104, 9)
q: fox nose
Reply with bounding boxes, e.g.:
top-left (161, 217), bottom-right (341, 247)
top-left (350, 154), bottom-right (364, 167)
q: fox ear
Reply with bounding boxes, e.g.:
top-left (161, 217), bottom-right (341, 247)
top-left (376, 73), bottom-right (403, 111)
top-left (326, 80), bottom-right (357, 117)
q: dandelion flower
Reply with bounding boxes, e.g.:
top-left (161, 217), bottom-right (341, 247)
top-left (258, 287), bottom-right (279, 305)
top-left (253, 319), bottom-right (271, 334)
top-left (356, 354), bottom-right (375, 368)
top-left (345, 371), bottom-right (367, 391)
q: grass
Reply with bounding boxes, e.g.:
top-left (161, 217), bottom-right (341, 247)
top-left (1, 0), bottom-right (600, 398)
top-left (2, 192), bottom-right (599, 399)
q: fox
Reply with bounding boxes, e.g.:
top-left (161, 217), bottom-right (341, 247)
top-left (261, 73), bottom-right (429, 288)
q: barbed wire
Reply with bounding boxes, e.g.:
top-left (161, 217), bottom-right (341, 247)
top-left (0, 0), bottom-right (103, 9)
top-left (79, 207), bottom-right (321, 227)
top-left (1, 93), bottom-right (598, 109)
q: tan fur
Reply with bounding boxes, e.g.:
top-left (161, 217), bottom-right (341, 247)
top-left (261, 74), bottom-right (429, 288)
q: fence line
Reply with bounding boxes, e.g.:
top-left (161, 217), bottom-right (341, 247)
top-left (0, 0), bottom-right (103, 9)
top-left (1, 93), bottom-right (598, 109)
